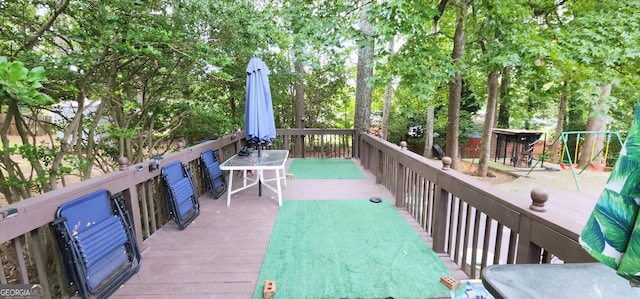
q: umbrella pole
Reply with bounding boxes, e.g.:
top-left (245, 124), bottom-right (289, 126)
top-left (258, 144), bottom-right (262, 196)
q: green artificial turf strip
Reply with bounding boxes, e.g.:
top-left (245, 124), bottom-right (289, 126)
top-left (253, 200), bottom-right (454, 299)
top-left (287, 158), bottom-right (365, 179)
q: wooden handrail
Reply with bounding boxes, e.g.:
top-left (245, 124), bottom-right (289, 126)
top-left (358, 132), bottom-right (595, 278)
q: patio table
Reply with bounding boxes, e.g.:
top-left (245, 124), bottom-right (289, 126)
top-left (219, 150), bottom-right (288, 207)
top-left (482, 263), bottom-right (640, 298)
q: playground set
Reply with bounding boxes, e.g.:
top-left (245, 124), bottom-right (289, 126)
top-left (527, 130), bottom-right (623, 191)
top-left (465, 129), bottom-right (622, 191)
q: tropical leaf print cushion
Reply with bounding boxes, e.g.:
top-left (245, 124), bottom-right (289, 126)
top-left (580, 99), bottom-right (640, 286)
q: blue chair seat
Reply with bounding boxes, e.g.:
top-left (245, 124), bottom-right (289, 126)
top-left (74, 216), bottom-right (128, 268)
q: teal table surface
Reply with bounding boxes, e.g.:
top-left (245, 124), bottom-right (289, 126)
top-left (482, 263), bottom-right (640, 299)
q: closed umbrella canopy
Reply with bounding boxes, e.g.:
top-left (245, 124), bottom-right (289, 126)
top-left (580, 98), bottom-right (640, 286)
top-left (244, 57), bottom-right (276, 146)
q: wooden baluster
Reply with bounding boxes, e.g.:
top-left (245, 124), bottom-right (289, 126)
top-left (12, 237), bottom-right (29, 283)
top-left (147, 182), bottom-right (158, 234)
top-left (29, 229), bottom-right (50, 295)
top-left (140, 182), bottom-right (151, 238)
top-left (0, 248), bottom-right (7, 284)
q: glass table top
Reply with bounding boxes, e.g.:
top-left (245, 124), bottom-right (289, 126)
top-left (482, 263), bottom-right (640, 299)
top-left (220, 150), bottom-right (288, 169)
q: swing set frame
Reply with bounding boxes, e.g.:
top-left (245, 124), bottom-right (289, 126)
top-left (527, 130), bottom-right (623, 191)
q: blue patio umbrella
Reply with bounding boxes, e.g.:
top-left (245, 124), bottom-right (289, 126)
top-left (244, 57), bottom-right (276, 153)
top-left (244, 57), bottom-right (276, 197)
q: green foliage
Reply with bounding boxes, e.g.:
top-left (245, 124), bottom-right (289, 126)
top-left (304, 61), bottom-right (353, 128)
top-left (0, 0), bottom-right (639, 200)
top-left (171, 106), bottom-right (234, 145)
top-left (0, 141), bottom-right (58, 194)
top-left (0, 57), bottom-right (55, 105)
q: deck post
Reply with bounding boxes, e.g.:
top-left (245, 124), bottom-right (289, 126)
top-left (234, 131), bottom-right (243, 153)
top-left (350, 131), bottom-right (355, 158)
top-left (354, 131), bottom-right (361, 160)
top-left (371, 148), bottom-right (381, 184)
top-left (516, 216), bottom-right (542, 263)
top-left (123, 188), bottom-right (146, 251)
top-left (361, 137), bottom-right (369, 170)
top-left (432, 157), bottom-right (453, 253)
top-left (282, 128), bottom-right (289, 152)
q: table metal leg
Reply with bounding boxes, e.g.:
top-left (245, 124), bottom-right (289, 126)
top-left (242, 170), bottom-right (247, 186)
top-left (258, 169), bottom-right (263, 196)
top-left (281, 167), bottom-right (287, 187)
top-left (275, 167), bottom-right (282, 206)
top-left (227, 170), bottom-right (234, 207)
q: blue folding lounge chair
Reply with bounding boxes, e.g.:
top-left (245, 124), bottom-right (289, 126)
top-left (161, 161), bottom-right (200, 229)
top-left (51, 189), bottom-right (141, 299)
top-left (200, 149), bottom-right (227, 199)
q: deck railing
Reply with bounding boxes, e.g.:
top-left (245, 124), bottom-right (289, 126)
top-left (0, 128), bottom-right (595, 296)
top-left (0, 134), bottom-right (244, 297)
top-left (358, 133), bottom-right (595, 279)
top-left (274, 128), bottom-right (355, 158)
top-left (0, 129), bottom-right (353, 297)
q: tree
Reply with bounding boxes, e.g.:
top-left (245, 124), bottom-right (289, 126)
top-left (0, 0), bottom-right (288, 201)
top-left (476, 70), bottom-right (499, 176)
top-left (0, 58), bottom-right (55, 202)
top-left (558, 1), bottom-right (640, 167)
top-left (354, 0), bottom-right (375, 155)
top-left (470, 0), bottom-right (535, 176)
top-left (445, 0), bottom-right (471, 170)
top-left (550, 82), bottom-right (568, 162)
top-left (381, 38), bottom-right (396, 140)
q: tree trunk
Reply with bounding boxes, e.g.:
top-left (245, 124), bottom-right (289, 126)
top-left (476, 71), bottom-right (499, 177)
top-left (550, 81), bottom-right (568, 163)
top-left (445, 1), bottom-right (469, 170)
top-left (381, 83), bottom-right (392, 140)
top-left (497, 66), bottom-right (510, 128)
top-left (294, 61), bottom-right (305, 157)
top-left (354, 0), bottom-right (374, 155)
top-left (424, 106), bottom-right (435, 158)
top-left (381, 38), bottom-right (395, 141)
top-left (578, 84), bottom-right (611, 167)
top-left (0, 102), bottom-right (30, 202)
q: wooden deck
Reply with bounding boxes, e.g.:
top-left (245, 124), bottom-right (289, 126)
top-left (112, 158), bottom-right (464, 298)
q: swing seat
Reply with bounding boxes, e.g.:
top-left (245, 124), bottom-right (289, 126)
top-left (559, 162), bottom-right (579, 170)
